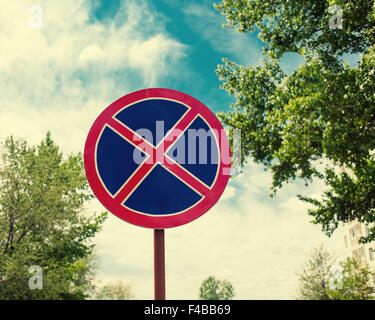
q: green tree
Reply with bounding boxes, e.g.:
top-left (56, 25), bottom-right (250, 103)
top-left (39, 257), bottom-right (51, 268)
top-left (0, 133), bottom-right (107, 299)
top-left (215, 0), bottom-right (375, 60)
top-left (327, 258), bottom-right (375, 300)
top-left (199, 275), bottom-right (235, 300)
top-left (214, 0), bottom-right (375, 242)
top-left (93, 281), bottom-right (135, 300)
top-left (297, 246), bottom-right (375, 300)
top-left (297, 246), bottom-right (335, 299)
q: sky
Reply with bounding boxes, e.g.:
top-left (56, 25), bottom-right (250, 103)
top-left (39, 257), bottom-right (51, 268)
top-left (0, 0), bottom-right (347, 299)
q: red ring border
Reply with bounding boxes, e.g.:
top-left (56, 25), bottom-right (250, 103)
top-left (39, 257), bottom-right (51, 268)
top-left (84, 88), bottom-right (231, 229)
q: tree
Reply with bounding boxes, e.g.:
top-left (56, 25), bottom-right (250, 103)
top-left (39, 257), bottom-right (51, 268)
top-left (297, 246), bottom-right (335, 300)
top-left (215, 0), bottom-right (375, 59)
top-left (327, 258), bottom-right (375, 300)
top-left (93, 281), bottom-right (135, 300)
top-left (0, 133), bottom-right (107, 299)
top-left (214, 0), bottom-right (375, 243)
top-left (199, 275), bottom-right (235, 300)
top-left (297, 246), bottom-right (375, 300)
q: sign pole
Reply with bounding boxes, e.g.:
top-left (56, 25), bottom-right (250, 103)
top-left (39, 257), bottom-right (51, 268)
top-left (154, 229), bottom-right (166, 300)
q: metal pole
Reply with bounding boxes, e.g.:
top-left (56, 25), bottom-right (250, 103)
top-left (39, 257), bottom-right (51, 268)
top-left (154, 229), bottom-right (165, 300)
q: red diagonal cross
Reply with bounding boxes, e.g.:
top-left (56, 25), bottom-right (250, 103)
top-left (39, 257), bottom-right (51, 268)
top-left (105, 109), bottom-right (212, 204)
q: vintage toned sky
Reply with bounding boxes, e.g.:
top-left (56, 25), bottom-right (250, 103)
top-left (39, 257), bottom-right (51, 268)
top-left (0, 0), bottom-right (348, 299)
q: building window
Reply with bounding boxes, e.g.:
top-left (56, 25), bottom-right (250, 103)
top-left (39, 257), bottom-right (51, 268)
top-left (369, 248), bottom-right (374, 261)
top-left (351, 228), bottom-right (355, 238)
top-left (353, 248), bottom-right (366, 265)
top-left (355, 223), bottom-right (362, 237)
top-left (360, 248), bottom-right (366, 264)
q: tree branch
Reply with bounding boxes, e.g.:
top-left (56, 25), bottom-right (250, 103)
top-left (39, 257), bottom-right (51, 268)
top-left (16, 223), bottom-right (34, 245)
top-left (3, 214), bottom-right (14, 255)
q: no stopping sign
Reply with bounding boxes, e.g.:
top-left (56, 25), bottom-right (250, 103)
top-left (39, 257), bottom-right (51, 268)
top-left (84, 88), bottom-right (231, 228)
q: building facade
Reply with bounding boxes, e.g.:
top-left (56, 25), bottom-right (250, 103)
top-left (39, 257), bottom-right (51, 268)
top-left (342, 221), bottom-right (375, 285)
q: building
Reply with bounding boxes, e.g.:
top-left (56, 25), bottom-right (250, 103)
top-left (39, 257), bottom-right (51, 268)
top-left (341, 221), bottom-right (375, 285)
top-left (338, 166), bottom-right (375, 283)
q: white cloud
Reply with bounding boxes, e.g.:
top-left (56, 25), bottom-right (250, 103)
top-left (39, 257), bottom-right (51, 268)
top-left (183, 3), bottom-right (263, 66)
top-left (79, 45), bottom-right (105, 64)
top-left (0, 0), bottom-right (187, 152)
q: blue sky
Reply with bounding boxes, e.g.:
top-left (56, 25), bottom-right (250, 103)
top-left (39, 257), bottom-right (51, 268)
top-left (89, 0), bottom-right (267, 113)
top-left (0, 0), bottom-right (349, 299)
top-left (88, 0), bottom-right (319, 109)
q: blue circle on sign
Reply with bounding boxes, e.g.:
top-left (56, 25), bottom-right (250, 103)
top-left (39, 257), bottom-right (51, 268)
top-left (95, 98), bottom-right (220, 216)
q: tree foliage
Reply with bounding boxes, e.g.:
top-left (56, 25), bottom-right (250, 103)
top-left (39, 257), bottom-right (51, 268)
top-left (297, 246), bottom-right (374, 300)
top-left (215, 0), bottom-right (375, 59)
top-left (93, 281), bottom-right (135, 300)
top-left (297, 246), bottom-right (335, 300)
top-left (327, 258), bottom-right (375, 300)
top-left (215, 0), bottom-right (375, 242)
top-left (0, 133), bottom-right (107, 299)
top-left (199, 275), bottom-right (235, 300)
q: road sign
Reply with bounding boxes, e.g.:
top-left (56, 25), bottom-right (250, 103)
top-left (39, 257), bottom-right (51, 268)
top-left (84, 88), bottom-right (231, 229)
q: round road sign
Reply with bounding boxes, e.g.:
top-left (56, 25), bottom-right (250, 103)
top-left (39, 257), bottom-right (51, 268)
top-left (84, 88), bottom-right (231, 228)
